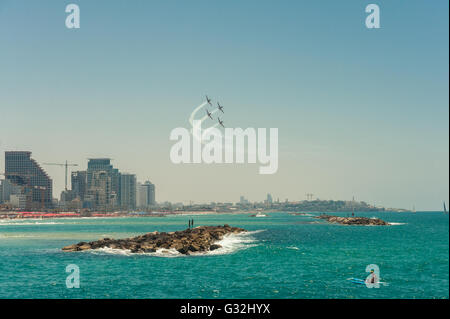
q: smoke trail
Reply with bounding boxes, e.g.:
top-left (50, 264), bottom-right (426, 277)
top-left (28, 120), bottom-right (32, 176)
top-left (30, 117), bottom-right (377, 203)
top-left (189, 102), bottom-right (207, 127)
top-left (190, 102), bottom-right (222, 144)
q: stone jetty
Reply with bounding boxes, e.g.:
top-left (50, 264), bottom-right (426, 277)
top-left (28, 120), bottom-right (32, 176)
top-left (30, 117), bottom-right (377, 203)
top-left (62, 224), bottom-right (246, 255)
top-left (316, 214), bottom-right (389, 226)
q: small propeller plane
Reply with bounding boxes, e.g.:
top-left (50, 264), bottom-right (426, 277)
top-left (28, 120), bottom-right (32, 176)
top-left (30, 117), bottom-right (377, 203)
top-left (206, 95), bottom-right (212, 106)
top-left (218, 117), bottom-right (225, 128)
top-left (206, 109), bottom-right (213, 120)
top-left (217, 102), bottom-right (224, 113)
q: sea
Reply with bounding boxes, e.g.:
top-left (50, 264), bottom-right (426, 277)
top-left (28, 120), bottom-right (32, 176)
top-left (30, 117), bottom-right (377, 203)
top-left (0, 211), bottom-right (448, 299)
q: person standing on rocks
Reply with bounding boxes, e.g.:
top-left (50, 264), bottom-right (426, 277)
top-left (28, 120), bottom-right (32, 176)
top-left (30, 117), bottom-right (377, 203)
top-left (188, 219), bottom-right (191, 229)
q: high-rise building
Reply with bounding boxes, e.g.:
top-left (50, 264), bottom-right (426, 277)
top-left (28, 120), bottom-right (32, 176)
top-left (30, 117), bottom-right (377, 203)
top-left (136, 181), bottom-right (155, 208)
top-left (136, 182), bottom-right (147, 208)
top-left (145, 181), bottom-right (155, 206)
top-left (266, 193), bottom-right (273, 204)
top-left (120, 174), bottom-right (136, 210)
top-left (85, 159), bottom-right (120, 210)
top-left (71, 171), bottom-right (87, 200)
top-left (85, 170), bottom-right (115, 211)
top-left (4, 151), bottom-right (53, 210)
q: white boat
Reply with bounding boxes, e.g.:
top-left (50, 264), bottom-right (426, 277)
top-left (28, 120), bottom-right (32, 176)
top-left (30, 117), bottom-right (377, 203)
top-left (250, 212), bottom-right (268, 217)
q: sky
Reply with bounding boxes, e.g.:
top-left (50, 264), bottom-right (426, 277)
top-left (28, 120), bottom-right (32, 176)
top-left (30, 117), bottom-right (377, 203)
top-left (0, 0), bottom-right (448, 210)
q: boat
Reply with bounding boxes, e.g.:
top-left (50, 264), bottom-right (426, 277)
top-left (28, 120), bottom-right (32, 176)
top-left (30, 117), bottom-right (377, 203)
top-left (250, 212), bottom-right (268, 217)
top-left (347, 277), bottom-right (388, 286)
top-left (348, 278), bottom-right (366, 285)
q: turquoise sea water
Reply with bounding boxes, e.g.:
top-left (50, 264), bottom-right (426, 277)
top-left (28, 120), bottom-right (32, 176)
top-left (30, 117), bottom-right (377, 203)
top-left (0, 212), bottom-right (448, 299)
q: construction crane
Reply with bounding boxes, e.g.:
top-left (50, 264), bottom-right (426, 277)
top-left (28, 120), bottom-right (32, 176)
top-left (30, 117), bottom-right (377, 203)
top-left (43, 161), bottom-right (78, 191)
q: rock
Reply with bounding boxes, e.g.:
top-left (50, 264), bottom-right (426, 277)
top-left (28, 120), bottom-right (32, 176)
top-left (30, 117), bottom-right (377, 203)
top-left (177, 246), bottom-right (189, 254)
top-left (62, 225), bottom-right (246, 255)
top-left (62, 244), bottom-right (78, 252)
top-left (316, 214), bottom-right (389, 226)
top-left (78, 244), bottom-right (91, 250)
top-left (188, 244), bottom-right (200, 252)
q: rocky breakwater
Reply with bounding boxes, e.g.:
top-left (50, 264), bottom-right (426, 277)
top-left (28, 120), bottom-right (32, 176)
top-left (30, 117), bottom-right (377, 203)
top-left (316, 214), bottom-right (389, 226)
top-left (62, 225), bottom-right (246, 255)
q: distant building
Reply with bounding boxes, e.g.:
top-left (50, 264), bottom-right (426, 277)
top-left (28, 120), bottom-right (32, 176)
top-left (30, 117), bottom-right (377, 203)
top-left (4, 151), bottom-right (52, 210)
top-left (0, 179), bottom-right (22, 204)
top-left (267, 193), bottom-right (273, 204)
top-left (10, 194), bottom-right (27, 210)
top-left (136, 181), bottom-right (155, 208)
top-left (85, 170), bottom-right (115, 211)
top-left (71, 171), bottom-right (87, 200)
top-left (120, 174), bottom-right (136, 210)
top-left (136, 182), bottom-right (147, 208)
top-left (85, 159), bottom-right (120, 210)
top-left (239, 196), bottom-right (249, 205)
top-left (145, 181), bottom-right (155, 206)
top-left (60, 189), bottom-right (76, 204)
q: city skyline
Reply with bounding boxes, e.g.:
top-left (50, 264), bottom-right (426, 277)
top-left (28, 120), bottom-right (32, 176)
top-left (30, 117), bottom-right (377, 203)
top-left (0, 0), bottom-right (448, 210)
top-left (0, 149), bottom-right (443, 211)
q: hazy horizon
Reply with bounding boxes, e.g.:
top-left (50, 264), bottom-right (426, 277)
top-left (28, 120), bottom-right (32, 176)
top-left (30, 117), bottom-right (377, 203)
top-left (0, 0), bottom-right (448, 210)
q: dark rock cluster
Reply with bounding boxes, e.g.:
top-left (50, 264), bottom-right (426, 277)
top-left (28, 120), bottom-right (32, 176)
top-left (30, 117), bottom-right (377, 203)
top-left (316, 214), bottom-right (389, 226)
top-left (62, 225), bottom-right (246, 255)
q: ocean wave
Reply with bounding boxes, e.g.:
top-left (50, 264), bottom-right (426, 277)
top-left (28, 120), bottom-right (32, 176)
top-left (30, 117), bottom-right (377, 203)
top-left (388, 222), bottom-right (406, 226)
top-left (286, 246), bottom-right (300, 250)
top-left (90, 247), bottom-right (134, 256)
top-left (191, 230), bottom-right (261, 256)
top-left (0, 221), bottom-right (63, 226)
top-left (0, 234), bottom-right (35, 239)
top-left (88, 230), bottom-right (263, 258)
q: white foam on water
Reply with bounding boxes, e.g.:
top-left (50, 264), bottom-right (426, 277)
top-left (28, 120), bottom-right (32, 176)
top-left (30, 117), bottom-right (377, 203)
top-left (0, 234), bottom-right (35, 239)
top-left (0, 221), bottom-right (62, 226)
top-left (388, 222), bottom-right (406, 226)
top-left (90, 247), bottom-right (134, 256)
top-left (151, 248), bottom-right (183, 257)
top-left (286, 246), bottom-right (300, 250)
top-left (190, 230), bottom-right (262, 256)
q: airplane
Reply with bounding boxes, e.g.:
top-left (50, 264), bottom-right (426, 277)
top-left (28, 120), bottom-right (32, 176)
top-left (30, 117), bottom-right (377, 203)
top-left (206, 95), bottom-right (212, 106)
top-left (206, 109), bottom-right (213, 120)
top-left (218, 117), bottom-right (225, 128)
top-left (217, 102), bottom-right (224, 113)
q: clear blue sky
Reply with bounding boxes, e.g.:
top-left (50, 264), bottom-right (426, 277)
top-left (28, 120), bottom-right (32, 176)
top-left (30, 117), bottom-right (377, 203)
top-left (0, 0), bottom-right (448, 210)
